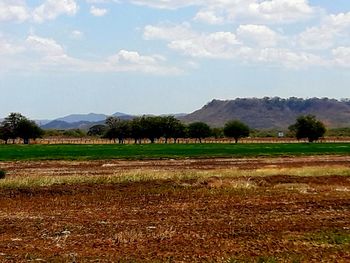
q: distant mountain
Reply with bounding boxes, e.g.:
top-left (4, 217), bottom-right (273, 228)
top-left (41, 111), bottom-right (136, 130)
top-left (56, 113), bottom-right (108, 123)
top-left (112, 112), bottom-right (129, 117)
top-left (35, 119), bottom-right (51, 126)
top-left (41, 120), bottom-right (94, 130)
top-left (181, 97), bottom-right (350, 129)
top-left (112, 112), bottom-right (135, 120)
top-left (173, 113), bottom-right (187, 118)
top-left (161, 113), bottom-right (187, 118)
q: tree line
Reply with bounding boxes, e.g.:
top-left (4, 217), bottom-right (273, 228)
top-left (0, 113), bottom-right (327, 144)
top-left (86, 116), bottom-right (251, 144)
top-left (0, 113), bottom-right (43, 144)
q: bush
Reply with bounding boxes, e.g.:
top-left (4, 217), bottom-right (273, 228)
top-left (0, 169), bottom-right (6, 179)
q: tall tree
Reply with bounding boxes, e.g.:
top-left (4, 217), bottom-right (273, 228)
top-left (171, 121), bottom-right (186, 144)
top-left (139, 116), bottom-right (163, 143)
top-left (289, 115), bottom-right (326, 142)
top-left (88, 124), bottom-right (107, 137)
top-left (1, 113), bottom-right (27, 143)
top-left (0, 125), bottom-right (12, 144)
top-left (130, 117), bottom-right (143, 144)
top-left (223, 120), bottom-right (250, 143)
top-left (16, 119), bottom-right (44, 144)
top-left (211, 127), bottom-right (224, 139)
top-left (161, 116), bottom-right (185, 143)
top-left (187, 122), bottom-right (211, 143)
top-left (104, 117), bottom-right (130, 144)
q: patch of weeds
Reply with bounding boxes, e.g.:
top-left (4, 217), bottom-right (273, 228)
top-left (306, 230), bottom-right (350, 245)
top-left (223, 257), bottom-right (279, 263)
top-left (256, 257), bottom-right (277, 263)
top-left (0, 169), bottom-right (6, 179)
top-left (256, 257), bottom-right (278, 263)
top-left (223, 258), bottom-right (243, 263)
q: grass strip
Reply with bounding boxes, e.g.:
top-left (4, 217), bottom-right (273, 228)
top-left (0, 143), bottom-right (349, 161)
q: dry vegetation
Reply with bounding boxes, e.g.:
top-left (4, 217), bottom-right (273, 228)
top-left (0, 156), bottom-right (349, 262)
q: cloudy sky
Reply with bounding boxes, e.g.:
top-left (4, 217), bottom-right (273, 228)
top-left (0, 0), bottom-right (350, 119)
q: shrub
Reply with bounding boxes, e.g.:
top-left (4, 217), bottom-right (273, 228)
top-left (0, 169), bottom-right (6, 179)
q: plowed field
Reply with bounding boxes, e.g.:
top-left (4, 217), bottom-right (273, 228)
top-left (0, 156), bottom-right (350, 262)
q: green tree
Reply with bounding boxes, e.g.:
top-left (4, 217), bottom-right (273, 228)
top-left (0, 113), bottom-right (43, 144)
top-left (289, 115), bottom-right (326, 142)
top-left (1, 113), bottom-right (27, 143)
top-left (171, 121), bottom-right (186, 143)
top-left (88, 124), bottom-right (107, 137)
top-left (0, 125), bottom-right (12, 144)
top-left (223, 120), bottom-right (250, 143)
top-left (130, 117), bottom-right (143, 144)
top-left (161, 116), bottom-right (185, 143)
top-left (104, 117), bottom-right (130, 144)
top-left (211, 127), bottom-right (224, 139)
top-left (188, 122), bottom-right (211, 143)
top-left (16, 119), bottom-right (44, 144)
top-left (139, 116), bottom-right (163, 143)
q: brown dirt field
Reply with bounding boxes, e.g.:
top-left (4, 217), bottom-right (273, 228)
top-left (0, 156), bottom-right (350, 262)
top-left (1, 155), bottom-right (350, 177)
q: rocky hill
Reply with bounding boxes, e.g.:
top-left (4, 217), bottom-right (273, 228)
top-left (181, 97), bottom-right (350, 129)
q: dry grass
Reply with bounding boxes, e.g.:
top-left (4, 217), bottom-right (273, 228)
top-left (114, 226), bottom-right (177, 244)
top-left (0, 166), bottom-right (349, 189)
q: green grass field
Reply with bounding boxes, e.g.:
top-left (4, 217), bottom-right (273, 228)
top-left (0, 143), bottom-right (349, 161)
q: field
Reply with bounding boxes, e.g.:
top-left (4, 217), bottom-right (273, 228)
top-left (1, 155), bottom-right (350, 262)
top-left (0, 143), bottom-right (350, 161)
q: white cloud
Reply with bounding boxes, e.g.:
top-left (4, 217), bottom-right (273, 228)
top-left (0, 36), bottom-right (24, 55)
top-left (168, 31), bottom-right (240, 59)
top-left (237, 24), bottom-right (279, 47)
top-left (86, 0), bottom-right (120, 3)
top-left (144, 24), bottom-right (240, 59)
top-left (32, 0), bottom-right (78, 23)
top-left (144, 23), bottom-right (196, 41)
top-left (71, 30), bottom-right (84, 40)
top-left (0, 0), bottom-right (79, 23)
top-left (90, 5), bottom-right (108, 16)
top-left (242, 47), bottom-right (326, 69)
top-left (129, 0), bottom-right (199, 10)
top-left (244, 0), bottom-right (315, 23)
top-left (332, 47), bottom-right (350, 67)
top-left (26, 35), bottom-right (66, 56)
top-left (142, 23), bottom-right (330, 69)
top-left (299, 12), bottom-right (350, 50)
top-left (110, 50), bottom-right (158, 65)
top-left (0, 0), bottom-right (29, 22)
top-left (105, 50), bottom-right (179, 74)
top-left (130, 0), bottom-right (316, 24)
top-left (0, 34), bottom-right (180, 75)
top-left (193, 10), bottom-right (224, 25)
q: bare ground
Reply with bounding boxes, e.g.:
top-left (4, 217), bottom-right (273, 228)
top-left (0, 156), bottom-right (350, 262)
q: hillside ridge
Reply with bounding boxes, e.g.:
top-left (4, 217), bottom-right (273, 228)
top-left (181, 97), bottom-right (350, 129)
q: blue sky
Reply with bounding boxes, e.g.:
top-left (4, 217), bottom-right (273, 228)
top-left (0, 0), bottom-right (350, 119)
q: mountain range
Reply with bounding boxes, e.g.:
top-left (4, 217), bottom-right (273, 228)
top-left (180, 97), bottom-right (350, 129)
top-left (41, 112), bottom-right (133, 130)
top-left (2, 97), bottom-right (349, 130)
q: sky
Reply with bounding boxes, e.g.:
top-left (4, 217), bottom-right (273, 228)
top-left (0, 0), bottom-right (350, 119)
